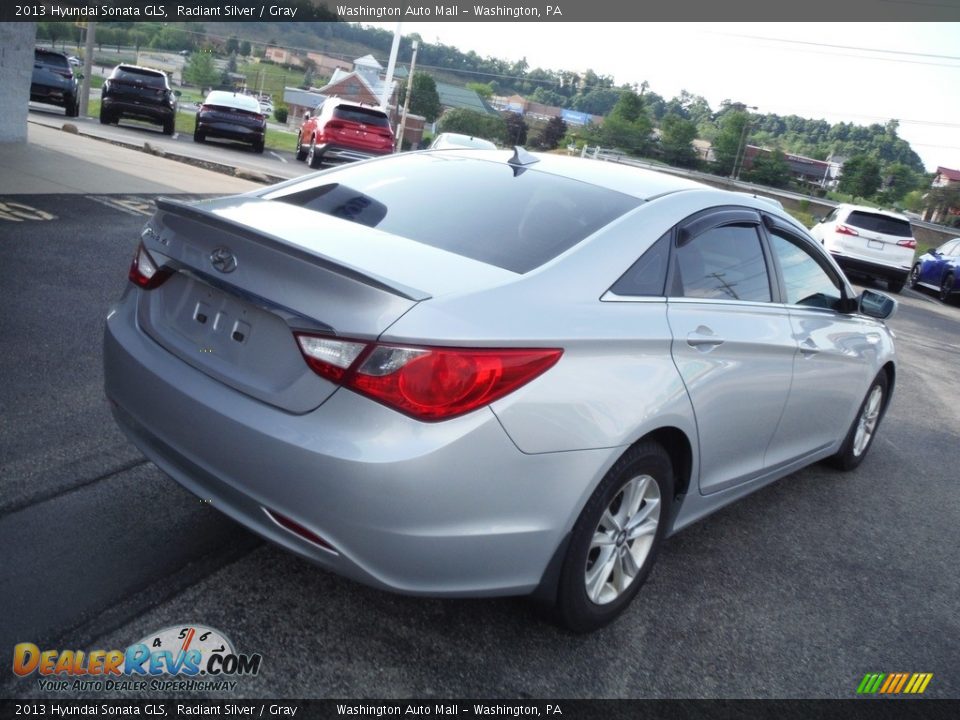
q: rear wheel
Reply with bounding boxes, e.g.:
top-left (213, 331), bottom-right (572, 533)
top-left (193, 128), bottom-right (205, 143)
top-left (162, 118), bottom-right (175, 136)
top-left (65, 94), bottom-right (79, 118)
top-left (940, 273), bottom-right (955, 303)
top-left (887, 279), bottom-right (904, 294)
top-left (307, 137), bottom-right (323, 169)
top-left (828, 372), bottom-right (888, 471)
top-left (99, 108), bottom-right (113, 125)
top-left (252, 139), bottom-right (264, 154)
top-left (555, 441), bottom-right (673, 633)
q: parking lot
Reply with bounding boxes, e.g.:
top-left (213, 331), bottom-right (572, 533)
top-left (0, 184), bottom-right (957, 700)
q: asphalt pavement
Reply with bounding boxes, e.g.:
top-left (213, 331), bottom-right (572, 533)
top-left (0, 136), bottom-right (958, 701)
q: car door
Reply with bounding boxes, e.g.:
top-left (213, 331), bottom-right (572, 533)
top-left (665, 208), bottom-right (797, 495)
top-left (921, 239), bottom-right (957, 285)
top-left (762, 218), bottom-right (878, 464)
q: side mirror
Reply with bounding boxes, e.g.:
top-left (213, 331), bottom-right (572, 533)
top-left (303, 111), bottom-right (311, 120)
top-left (858, 289), bottom-right (897, 320)
top-left (174, 90), bottom-right (182, 98)
top-left (813, 216), bottom-right (824, 223)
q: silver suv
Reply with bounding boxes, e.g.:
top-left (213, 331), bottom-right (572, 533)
top-left (810, 204), bottom-right (916, 293)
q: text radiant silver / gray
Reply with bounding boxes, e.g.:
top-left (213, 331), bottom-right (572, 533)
top-left (104, 150), bottom-right (896, 632)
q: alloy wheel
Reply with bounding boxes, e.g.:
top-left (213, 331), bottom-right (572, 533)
top-left (852, 384), bottom-right (883, 457)
top-left (584, 474), bottom-right (661, 605)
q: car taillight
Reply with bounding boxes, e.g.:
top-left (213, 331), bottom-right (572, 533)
top-left (897, 239), bottom-right (917, 249)
top-left (128, 242), bottom-right (172, 290)
top-left (294, 333), bottom-right (562, 421)
top-left (199, 104), bottom-right (211, 113)
top-left (325, 120), bottom-right (347, 132)
top-left (836, 224), bottom-right (859, 236)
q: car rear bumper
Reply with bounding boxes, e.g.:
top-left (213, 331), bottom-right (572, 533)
top-left (103, 98), bottom-right (175, 123)
top-left (196, 121), bottom-right (264, 144)
top-left (103, 290), bottom-right (607, 597)
top-left (318, 143), bottom-right (394, 163)
top-left (829, 252), bottom-right (911, 283)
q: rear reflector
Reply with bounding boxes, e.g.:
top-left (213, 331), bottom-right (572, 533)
top-left (294, 333), bottom-right (562, 421)
top-left (897, 239), bottom-right (917, 249)
top-left (263, 508), bottom-right (337, 553)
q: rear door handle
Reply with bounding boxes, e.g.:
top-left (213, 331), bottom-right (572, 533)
top-left (686, 326), bottom-right (724, 350)
top-left (800, 337), bottom-right (820, 356)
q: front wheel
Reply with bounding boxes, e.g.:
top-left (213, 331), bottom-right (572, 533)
top-left (940, 273), bottom-right (955, 303)
top-left (555, 441), bottom-right (673, 633)
top-left (828, 372), bottom-right (888, 471)
top-left (65, 95), bottom-right (79, 118)
top-left (162, 118), bottom-right (175, 136)
top-left (909, 264), bottom-right (921, 289)
top-left (295, 132), bottom-right (307, 161)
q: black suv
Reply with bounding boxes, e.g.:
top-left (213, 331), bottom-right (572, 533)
top-left (100, 64), bottom-right (178, 135)
top-left (31, 48), bottom-right (79, 117)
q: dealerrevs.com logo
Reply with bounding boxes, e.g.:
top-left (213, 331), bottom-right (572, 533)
top-left (13, 625), bottom-right (263, 693)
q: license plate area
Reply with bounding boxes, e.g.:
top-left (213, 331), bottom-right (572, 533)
top-left (868, 239), bottom-right (884, 251)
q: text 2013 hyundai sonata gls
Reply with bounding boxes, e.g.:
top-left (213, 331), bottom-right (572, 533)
top-left (104, 149), bottom-right (897, 632)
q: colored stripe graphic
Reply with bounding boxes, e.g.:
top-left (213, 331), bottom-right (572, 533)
top-left (857, 672), bottom-right (932, 694)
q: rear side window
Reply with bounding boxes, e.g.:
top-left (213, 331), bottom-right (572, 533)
top-left (113, 67), bottom-right (168, 89)
top-left (671, 224), bottom-right (771, 302)
top-left (35, 51), bottom-right (69, 69)
top-left (610, 232), bottom-right (671, 296)
top-left (332, 106), bottom-right (390, 128)
top-left (845, 211), bottom-right (912, 238)
top-left (264, 154), bottom-right (641, 273)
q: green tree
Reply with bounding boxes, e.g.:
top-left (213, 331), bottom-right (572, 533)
top-left (838, 155), bottom-right (883, 199)
top-left (712, 110), bottom-right (750, 177)
top-left (600, 90), bottom-right (652, 155)
top-left (226, 36), bottom-right (239, 55)
top-left (400, 73), bottom-right (441, 123)
top-left (504, 112), bottom-right (529, 145)
top-left (437, 109), bottom-right (506, 143)
top-left (659, 113), bottom-right (698, 168)
top-left (743, 149), bottom-right (793, 189)
top-left (239, 41), bottom-right (252, 57)
top-left (534, 116), bottom-right (568, 150)
top-left (466, 82), bottom-right (494, 100)
top-left (184, 51), bottom-right (219, 90)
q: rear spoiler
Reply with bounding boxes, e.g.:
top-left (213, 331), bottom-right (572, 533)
top-left (154, 197), bottom-right (430, 302)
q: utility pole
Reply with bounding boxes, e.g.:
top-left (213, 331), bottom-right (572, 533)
top-left (381, 22), bottom-right (401, 109)
top-left (396, 40), bottom-right (418, 152)
top-left (79, 22), bottom-right (96, 117)
top-left (728, 102), bottom-right (757, 181)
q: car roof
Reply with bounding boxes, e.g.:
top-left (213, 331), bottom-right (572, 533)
top-left (35, 48), bottom-right (68, 58)
top-left (838, 204), bottom-right (911, 221)
top-left (421, 149), bottom-right (707, 201)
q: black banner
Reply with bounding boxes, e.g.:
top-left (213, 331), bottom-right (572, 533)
top-left (2, 700), bottom-right (960, 720)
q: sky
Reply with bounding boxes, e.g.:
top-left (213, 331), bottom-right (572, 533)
top-left (361, 22), bottom-right (960, 173)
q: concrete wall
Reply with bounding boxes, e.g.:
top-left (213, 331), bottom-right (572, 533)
top-left (0, 23), bottom-right (36, 144)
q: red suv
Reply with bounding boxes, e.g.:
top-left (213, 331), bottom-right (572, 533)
top-left (296, 98), bottom-right (395, 169)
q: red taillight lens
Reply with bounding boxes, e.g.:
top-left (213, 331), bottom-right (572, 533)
top-left (836, 224), bottom-right (859, 236)
top-left (897, 238), bottom-right (917, 249)
top-left (294, 334), bottom-right (562, 421)
top-left (128, 242), bottom-right (172, 289)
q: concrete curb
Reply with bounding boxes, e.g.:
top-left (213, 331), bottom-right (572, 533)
top-left (43, 120), bottom-right (287, 186)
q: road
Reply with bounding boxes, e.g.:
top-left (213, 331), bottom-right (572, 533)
top-left (0, 194), bottom-right (958, 700)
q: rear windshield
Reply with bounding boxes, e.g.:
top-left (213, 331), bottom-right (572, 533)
top-left (112, 66), bottom-right (167, 88)
top-left (264, 153), bottom-right (641, 273)
top-left (35, 51), bottom-right (70, 70)
top-left (846, 211), bottom-right (912, 238)
top-left (332, 106), bottom-right (390, 128)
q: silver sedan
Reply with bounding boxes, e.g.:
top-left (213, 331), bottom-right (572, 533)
top-left (104, 149), bottom-right (896, 632)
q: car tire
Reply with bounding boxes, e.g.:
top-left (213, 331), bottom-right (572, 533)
top-left (99, 108), bottom-right (113, 125)
top-left (162, 119), bottom-right (175, 136)
top-left (65, 95), bottom-right (79, 118)
top-left (307, 137), bottom-right (323, 169)
top-left (940, 273), bottom-right (955, 304)
top-left (827, 371), bottom-right (889, 472)
top-left (193, 130), bottom-right (205, 143)
top-left (295, 132), bottom-right (308, 161)
top-left (555, 440), bottom-right (673, 633)
top-left (252, 140), bottom-right (265, 154)
top-left (887, 279), bottom-right (904, 294)
top-left (909, 264), bottom-right (921, 289)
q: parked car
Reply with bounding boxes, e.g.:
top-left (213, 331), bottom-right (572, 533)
top-left (909, 237), bottom-right (960, 303)
top-left (100, 64), bottom-right (178, 135)
top-left (809, 204), bottom-right (916, 293)
top-left (296, 98), bottom-right (394, 168)
top-left (104, 150), bottom-right (897, 632)
top-left (30, 48), bottom-right (79, 117)
top-left (429, 132), bottom-right (497, 150)
top-left (67, 55), bottom-right (82, 67)
top-left (193, 91), bottom-right (266, 153)
top-left (259, 101), bottom-right (274, 117)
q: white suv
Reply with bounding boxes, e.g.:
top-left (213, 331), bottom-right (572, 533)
top-left (810, 204), bottom-right (916, 293)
